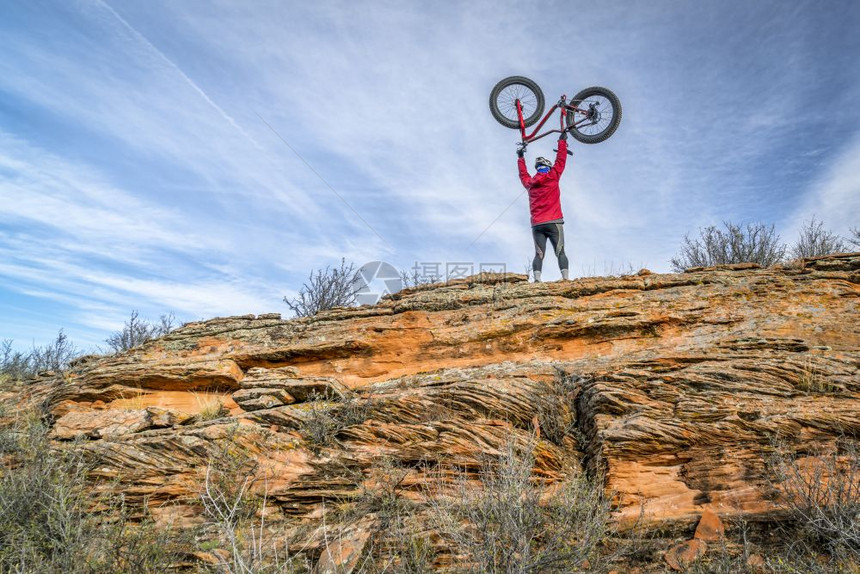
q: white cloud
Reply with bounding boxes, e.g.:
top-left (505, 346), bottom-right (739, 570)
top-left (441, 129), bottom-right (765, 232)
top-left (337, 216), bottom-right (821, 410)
top-left (784, 136), bottom-right (860, 240)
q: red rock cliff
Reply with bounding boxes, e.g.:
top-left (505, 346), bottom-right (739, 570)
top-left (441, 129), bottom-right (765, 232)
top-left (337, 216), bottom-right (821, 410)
top-left (14, 253), bottom-right (860, 534)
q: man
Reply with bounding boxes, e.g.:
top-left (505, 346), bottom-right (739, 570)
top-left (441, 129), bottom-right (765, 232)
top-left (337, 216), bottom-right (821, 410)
top-left (517, 129), bottom-right (570, 282)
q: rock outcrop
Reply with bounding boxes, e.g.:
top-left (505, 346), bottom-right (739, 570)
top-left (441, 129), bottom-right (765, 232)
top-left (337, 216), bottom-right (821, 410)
top-left (5, 254), bottom-right (859, 551)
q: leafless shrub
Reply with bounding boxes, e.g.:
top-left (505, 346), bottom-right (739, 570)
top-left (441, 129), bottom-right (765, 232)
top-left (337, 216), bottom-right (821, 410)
top-left (0, 417), bottom-right (187, 572)
top-left (204, 428), bottom-right (261, 521)
top-left (357, 458), bottom-right (411, 523)
top-left (768, 439), bottom-right (860, 564)
top-left (790, 217), bottom-right (847, 259)
top-left (200, 466), bottom-right (310, 573)
top-left (198, 428), bottom-right (310, 574)
top-left (200, 465), bottom-right (262, 573)
top-left (1, 339), bottom-right (31, 383)
top-left (670, 221), bottom-right (787, 271)
top-left (2, 330), bottom-right (81, 382)
top-left (28, 329), bottom-right (79, 374)
top-left (284, 259), bottom-right (358, 317)
top-left (2, 330), bottom-right (81, 381)
top-left (105, 310), bottom-right (177, 353)
top-left (300, 391), bottom-right (371, 451)
top-left (372, 510), bottom-right (436, 574)
top-left (390, 534), bottom-right (435, 574)
top-left (400, 268), bottom-right (441, 289)
top-left (329, 456), bottom-right (434, 573)
top-left (428, 436), bottom-right (612, 573)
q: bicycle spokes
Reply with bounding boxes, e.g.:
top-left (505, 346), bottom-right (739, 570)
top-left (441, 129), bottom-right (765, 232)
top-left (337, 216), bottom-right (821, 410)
top-left (569, 96), bottom-right (615, 136)
top-left (497, 85), bottom-right (539, 123)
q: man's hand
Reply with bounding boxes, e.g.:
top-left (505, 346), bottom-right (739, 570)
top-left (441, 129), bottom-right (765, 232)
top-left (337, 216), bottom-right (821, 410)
top-left (558, 128), bottom-right (568, 141)
top-left (516, 142), bottom-right (527, 158)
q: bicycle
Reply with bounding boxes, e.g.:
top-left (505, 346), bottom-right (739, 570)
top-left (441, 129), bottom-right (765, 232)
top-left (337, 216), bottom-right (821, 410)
top-left (489, 76), bottom-right (622, 147)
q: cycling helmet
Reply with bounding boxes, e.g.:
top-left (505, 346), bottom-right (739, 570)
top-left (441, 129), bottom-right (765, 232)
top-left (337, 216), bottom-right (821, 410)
top-left (535, 157), bottom-right (552, 171)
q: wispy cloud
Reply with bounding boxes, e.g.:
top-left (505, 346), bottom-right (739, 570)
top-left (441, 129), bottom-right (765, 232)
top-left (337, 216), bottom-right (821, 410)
top-left (94, 0), bottom-right (263, 151)
top-left (1, 0), bottom-right (858, 348)
top-left (784, 135), bottom-right (860, 239)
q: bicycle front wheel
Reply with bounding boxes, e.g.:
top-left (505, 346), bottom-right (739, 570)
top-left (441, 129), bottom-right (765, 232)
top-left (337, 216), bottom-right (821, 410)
top-left (489, 76), bottom-right (545, 129)
top-left (566, 87), bottom-right (622, 144)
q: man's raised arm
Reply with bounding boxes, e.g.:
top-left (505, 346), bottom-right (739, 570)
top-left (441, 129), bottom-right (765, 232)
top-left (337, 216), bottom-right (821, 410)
top-left (517, 148), bottom-right (533, 188)
top-left (552, 133), bottom-right (568, 176)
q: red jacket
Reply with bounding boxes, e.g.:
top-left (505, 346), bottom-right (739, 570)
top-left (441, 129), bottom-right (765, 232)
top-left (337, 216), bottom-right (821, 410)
top-left (518, 139), bottom-right (568, 226)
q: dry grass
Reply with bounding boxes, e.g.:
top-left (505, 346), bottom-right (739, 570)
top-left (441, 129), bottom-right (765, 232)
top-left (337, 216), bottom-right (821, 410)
top-left (194, 391), bottom-right (228, 421)
top-left (116, 388), bottom-right (149, 410)
top-left (794, 359), bottom-right (839, 394)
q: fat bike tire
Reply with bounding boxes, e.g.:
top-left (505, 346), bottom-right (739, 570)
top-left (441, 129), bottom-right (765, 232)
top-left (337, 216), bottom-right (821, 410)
top-left (566, 86), bottom-right (622, 144)
top-left (490, 76), bottom-right (545, 129)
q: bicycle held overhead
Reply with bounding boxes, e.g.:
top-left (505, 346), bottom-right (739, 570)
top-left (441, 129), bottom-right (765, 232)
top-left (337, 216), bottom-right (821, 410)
top-left (489, 76), bottom-right (622, 151)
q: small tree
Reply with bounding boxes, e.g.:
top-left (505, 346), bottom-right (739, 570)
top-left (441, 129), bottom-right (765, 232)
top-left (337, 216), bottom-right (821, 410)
top-left (790, 217), bottom-right (847, 259)
top-left (105, 311), bottom-right (176, 353)
top-left (283, 259), bottom-right (358, 317)
top-left (670, 221), bottom-right (786, 272)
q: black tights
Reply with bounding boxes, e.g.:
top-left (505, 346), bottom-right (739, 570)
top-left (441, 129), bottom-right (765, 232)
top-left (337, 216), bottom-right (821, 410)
top-left (532, 222), bottom-right (569, 273)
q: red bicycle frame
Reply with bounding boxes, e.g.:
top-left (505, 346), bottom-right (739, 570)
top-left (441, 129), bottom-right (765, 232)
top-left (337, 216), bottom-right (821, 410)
top-left (515, 96), bottom-right (595, 144)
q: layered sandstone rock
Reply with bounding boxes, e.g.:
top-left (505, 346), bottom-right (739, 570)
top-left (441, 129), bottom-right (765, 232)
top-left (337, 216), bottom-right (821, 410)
top-left (8, 253), bottom-right (859, 537)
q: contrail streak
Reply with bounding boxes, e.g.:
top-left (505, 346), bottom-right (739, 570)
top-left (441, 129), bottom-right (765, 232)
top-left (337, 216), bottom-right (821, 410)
top-left (96, 0), bottom-right (262, 150)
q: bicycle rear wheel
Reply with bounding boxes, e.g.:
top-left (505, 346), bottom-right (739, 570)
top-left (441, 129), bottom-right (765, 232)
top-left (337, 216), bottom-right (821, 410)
top-left (489, 76), bottom-right (545, 129)
top-left (566, 87), bottom-right (621, 144)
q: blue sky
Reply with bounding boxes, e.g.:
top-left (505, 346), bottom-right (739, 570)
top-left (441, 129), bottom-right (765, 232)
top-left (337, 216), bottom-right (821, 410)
top-left (1, 0), bottom-right (859, 351)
